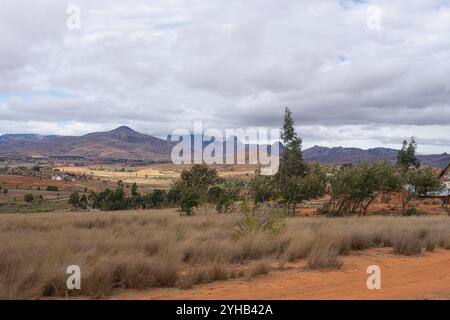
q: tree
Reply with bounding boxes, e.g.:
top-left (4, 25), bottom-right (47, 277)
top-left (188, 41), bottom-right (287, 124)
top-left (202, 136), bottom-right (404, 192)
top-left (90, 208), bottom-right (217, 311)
top-left (88, 183), bottom-right (131, 211)
top-left (397, 137), bottom-right (420, 171)
top-left (3, 188), bottom-right (8, 194)
top-left (79, 194), bottom-right (88, 210)
top-left (396, 138), bottom-right (440, 214)
top-left (24, 194), bottom-right (34, 202)
top-left (285, 164), bottom-right (327, 215)
top-left (151, 189), bottom-right (167, 208)
top-left (356, 163), bottom-right (402, 215)
top-left (131, 183), bottom-right (139, 196)
top-left (249, 174), bottom-right (275, 204)
top-left (207, 185), bottom-right (239, 213)
top-left (68, 192), bottom-right (80, 208)
top-left (179, 164), bottom-right (219, 195)
top-left (400, 168), bottom-right (443, 214)
top-left (274, 108), bottom-right (320, 214)
top-left (69, 192), bottom-right (88, 210)
top-left (328, 163), bottom-right (402, 216)
top-left (175, 164), bottom-right (220, 215)
top-left (47, 186), bottom-right (59, 192)
top-left (180, 191), bottom-right (201, 216)
top-left (296, 164), bottom-right (327, 203)
top-left (167, 188), bottom-right (182, 205)
top-left (277, 107), bottom-right (307, 183)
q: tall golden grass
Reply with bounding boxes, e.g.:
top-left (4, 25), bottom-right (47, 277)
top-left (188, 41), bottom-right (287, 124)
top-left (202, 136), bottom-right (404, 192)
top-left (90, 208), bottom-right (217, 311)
top-left (0, 209), bottom-right (449, 298)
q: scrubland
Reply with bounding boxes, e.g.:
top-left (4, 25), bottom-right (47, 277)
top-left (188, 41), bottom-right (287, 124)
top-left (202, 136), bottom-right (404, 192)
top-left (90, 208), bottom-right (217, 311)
top-left (0, 209), bottom-right (449, 299)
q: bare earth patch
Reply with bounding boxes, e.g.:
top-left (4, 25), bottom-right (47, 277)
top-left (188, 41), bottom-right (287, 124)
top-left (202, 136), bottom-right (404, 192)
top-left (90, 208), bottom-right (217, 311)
top-left (114, 248), bottom-right (450, 300)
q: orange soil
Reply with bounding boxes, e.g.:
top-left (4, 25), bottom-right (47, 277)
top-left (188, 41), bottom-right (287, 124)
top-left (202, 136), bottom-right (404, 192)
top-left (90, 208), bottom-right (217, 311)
top-left (0, 174), bottom-right (115, 192)
top-left (114, 248), bottom-right (450, 300)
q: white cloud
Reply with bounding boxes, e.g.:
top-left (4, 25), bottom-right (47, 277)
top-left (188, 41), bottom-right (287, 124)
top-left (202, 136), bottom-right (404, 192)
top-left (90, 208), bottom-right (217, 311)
top-left (0, 0), bottom-right (449, 153)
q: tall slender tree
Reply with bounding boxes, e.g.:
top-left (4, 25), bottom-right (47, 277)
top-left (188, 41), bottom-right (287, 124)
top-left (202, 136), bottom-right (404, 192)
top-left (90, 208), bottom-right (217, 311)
top-left (278, 107), bottom-right (307, 183)
top-left (397, 137), bottom-right (420, 171)
top-left (275, 107), bottom-right (323, 215)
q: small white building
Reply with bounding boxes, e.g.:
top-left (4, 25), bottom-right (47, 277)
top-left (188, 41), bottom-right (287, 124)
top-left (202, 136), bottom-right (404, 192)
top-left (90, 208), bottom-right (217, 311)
top-left (439, 163), bottom-right (450, 188)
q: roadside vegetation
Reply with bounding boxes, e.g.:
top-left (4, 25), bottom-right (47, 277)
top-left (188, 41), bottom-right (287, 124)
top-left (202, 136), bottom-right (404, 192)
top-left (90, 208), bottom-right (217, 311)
top-left (0, 210), bottom-right (449, 298)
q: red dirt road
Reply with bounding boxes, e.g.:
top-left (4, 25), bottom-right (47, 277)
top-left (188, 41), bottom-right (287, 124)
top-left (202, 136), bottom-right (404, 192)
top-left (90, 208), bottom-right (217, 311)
top-left (115, 248), bottom-right (450, 300)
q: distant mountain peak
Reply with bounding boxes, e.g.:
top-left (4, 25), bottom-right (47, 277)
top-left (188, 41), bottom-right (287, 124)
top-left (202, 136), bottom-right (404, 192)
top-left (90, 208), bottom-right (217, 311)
top-left (110, 126), bottom-right (136, 134)
top-left (0, 128), bottom-right (448, 167)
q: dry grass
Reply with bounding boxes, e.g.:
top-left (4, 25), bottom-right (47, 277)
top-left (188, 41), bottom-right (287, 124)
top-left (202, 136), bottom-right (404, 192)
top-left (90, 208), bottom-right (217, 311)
top-left (0, 209), bottom-right (449, 298)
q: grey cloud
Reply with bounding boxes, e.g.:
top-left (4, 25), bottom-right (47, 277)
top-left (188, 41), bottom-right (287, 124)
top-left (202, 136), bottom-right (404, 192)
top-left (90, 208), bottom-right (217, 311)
top-left (0, 0), bottom-right (449, 153)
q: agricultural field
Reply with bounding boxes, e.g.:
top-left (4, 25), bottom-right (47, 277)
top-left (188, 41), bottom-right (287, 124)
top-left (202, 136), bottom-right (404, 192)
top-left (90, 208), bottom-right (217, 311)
top-left (57, 164), bottom-right (256, 187)
top-left (0, 171), bottom-right (117, 214)
top-left (0, 163), bottom-right (259, 214)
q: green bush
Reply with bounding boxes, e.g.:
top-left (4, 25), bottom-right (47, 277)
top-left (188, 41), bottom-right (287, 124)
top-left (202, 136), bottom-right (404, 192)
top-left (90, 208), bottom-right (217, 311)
top-left (24, 194), bottom-right (34, 202)
top-left (180, 191), bottom-right (201, 216)
top-left (234, 201), bottom-right (286, 237)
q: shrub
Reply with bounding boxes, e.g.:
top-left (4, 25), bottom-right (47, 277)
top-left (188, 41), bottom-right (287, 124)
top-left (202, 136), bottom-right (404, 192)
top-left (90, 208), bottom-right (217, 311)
top-left (208, 185), bottom-right (239, 213)
top-left (392, 234), bottom-right (422, 255)
top-left (24, 194), bottom-right (34, 202)
top-left (307, 242), bottom-right (342, 269)
top-left (423, 233), bottom-right (439, 252)
top-left (180, 191), bottom-right (201, 216)
top-left (234, 202), bottom-right (286, 237)
top-left (180, 263), bottom-right (232, 289)
top-left (245, 260), bottom-right (271, 279)
top-left (316, 202), bottom-right (331, 216)
top-left (46, 186), bottom-right (59, 192)
top-left (403, 207), bottom-right (419, 216)
top-left (284, 230), bottom-right (314, 262)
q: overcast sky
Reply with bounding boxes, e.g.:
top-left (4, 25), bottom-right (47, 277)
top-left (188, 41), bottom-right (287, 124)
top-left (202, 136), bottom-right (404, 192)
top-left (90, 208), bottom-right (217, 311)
top-left (1, 0), bottom-right (449, 154)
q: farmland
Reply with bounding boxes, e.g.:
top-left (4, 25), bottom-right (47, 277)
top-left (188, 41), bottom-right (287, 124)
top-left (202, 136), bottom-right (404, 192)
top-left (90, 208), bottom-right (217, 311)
top-left (0, 162), bottom-right (258, 214)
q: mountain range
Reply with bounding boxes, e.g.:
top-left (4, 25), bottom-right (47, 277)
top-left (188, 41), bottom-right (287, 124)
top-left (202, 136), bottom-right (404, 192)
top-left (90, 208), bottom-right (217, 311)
top-left (0, 126), bottom-right (448, 167)
top-left (0, 126), bottom-right (174, 161)
top-left (303, 145), bottom-right (449, 168)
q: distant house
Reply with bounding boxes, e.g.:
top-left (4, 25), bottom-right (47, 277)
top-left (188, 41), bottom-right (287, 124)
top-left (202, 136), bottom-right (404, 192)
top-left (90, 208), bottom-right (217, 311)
top-left (438, 162), bottom-right (450, 189)
top-left (417, 163), bottom-right (450, 203)
top-left (259, 166), bottom-right (278, 176)
top-left (51, 173), bottom-right (76, 182)
top-left (423, 163), bottom-right (449, 211)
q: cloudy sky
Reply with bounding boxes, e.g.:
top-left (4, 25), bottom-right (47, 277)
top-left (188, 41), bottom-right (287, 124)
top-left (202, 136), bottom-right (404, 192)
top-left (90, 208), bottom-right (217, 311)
top-left (1, 0), bottom-right (449, 154)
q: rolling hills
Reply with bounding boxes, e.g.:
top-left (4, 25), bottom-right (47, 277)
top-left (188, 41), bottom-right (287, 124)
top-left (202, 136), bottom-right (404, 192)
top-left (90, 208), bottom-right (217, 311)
top-left (0, 127), bottom-right (448, 167)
